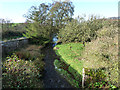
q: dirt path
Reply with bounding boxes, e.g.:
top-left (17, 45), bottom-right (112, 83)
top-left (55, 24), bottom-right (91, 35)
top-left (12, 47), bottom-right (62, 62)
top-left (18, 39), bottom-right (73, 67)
top-left (42, 46), bottom-right (73, 88)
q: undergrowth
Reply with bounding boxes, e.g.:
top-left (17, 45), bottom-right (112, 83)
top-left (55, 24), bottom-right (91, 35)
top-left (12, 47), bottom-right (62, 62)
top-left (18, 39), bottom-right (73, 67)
top-left (2, 45), bottom-right (45, 88)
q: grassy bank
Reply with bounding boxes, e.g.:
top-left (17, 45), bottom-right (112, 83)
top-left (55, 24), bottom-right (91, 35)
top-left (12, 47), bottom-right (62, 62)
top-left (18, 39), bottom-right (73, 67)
top-left (53, 39), bottom-right (118, 88)
top-left (53, 43), bottom-right (84, 88)
top-left (54, 43), bottom-right (84, 74)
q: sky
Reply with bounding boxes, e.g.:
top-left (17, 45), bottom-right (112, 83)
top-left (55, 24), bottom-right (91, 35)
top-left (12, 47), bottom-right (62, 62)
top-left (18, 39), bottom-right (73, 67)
top-left (0, 0), bottom-right (119, 23)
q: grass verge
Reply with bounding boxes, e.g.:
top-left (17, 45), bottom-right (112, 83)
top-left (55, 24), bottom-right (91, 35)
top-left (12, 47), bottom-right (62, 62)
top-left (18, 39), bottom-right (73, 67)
top-left (53, 41), bottom-right (118, 88)
top-left (53, 42), bottom-right (84, 88)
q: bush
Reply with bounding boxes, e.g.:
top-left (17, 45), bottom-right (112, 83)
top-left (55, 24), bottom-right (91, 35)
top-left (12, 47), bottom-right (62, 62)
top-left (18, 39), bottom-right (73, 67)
top-left (2, 54), bottom-right (43, 88)
top-left (33, 58), bottom-right (45, 73)
top-left (2, 30), bottom-right (25, 40)
top-left (81, 25), bottom-right (118, 87)
top-left (2, 23), bottom-right (26, 40)
top-left (28, 36), bottom-right (50, 46)
top-left (97, 26), bottom-right (118, 38)
top-left (15, 51), bottom-right (33, 60)
top-left (58, 15), bottom-right (105, 44)
top-left (84, 68), bottom-right (106, 86)
top-left (15, 45), bottom-right (44, 60)
top-left (15, 45), bottom-right (45, 73)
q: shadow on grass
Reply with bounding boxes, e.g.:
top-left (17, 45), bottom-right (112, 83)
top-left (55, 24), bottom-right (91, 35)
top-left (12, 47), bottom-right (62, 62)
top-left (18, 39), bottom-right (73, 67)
top-left (53, 45), bottom-right (116, 88)
top-left (53, 47), bottom-right (83, 88)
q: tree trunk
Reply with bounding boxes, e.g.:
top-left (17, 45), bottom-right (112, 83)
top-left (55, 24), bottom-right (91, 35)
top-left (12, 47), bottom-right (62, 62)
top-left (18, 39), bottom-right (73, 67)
top-left (83, 41), bottom-right (85, 47)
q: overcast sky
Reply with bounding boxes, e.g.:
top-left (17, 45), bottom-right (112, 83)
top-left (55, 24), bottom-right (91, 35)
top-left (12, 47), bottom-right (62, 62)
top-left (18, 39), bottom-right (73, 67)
top-left (0, 0), bottom-right (119, 23)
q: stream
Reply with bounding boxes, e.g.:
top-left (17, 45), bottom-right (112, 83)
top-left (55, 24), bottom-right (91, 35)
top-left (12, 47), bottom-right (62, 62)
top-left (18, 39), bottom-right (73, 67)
top-left (42, 36), bottom-right (73, 88)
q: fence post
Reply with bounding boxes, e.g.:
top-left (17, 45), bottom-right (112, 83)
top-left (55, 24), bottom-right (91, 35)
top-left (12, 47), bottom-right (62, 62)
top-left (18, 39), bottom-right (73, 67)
top-left (82, 68), bottom-right (85, 88)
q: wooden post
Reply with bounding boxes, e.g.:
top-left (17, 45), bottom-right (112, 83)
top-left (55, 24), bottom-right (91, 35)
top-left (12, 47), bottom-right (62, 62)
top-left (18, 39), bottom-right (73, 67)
top-left (82, 68), bottom-right (85, 88)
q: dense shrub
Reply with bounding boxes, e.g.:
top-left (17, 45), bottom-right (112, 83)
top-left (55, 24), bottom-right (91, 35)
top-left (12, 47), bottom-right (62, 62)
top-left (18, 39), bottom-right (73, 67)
top-left (2, 30), bottom-right (24, 39)
top-left (2, 54), bottom-right (43, 88)
top-left (58, 15), bottom-right (105, 44)
top-left (54, 24), bottom-right (118, 87)
top-left (85, 67), bottom-right (117, 88)
top-left (15, 45), bottom-right (45, 72)
top-left (2, 45), bottom-right (45, 88)
top-left (28, 36), bottom-right (50, 46)
top-left (2, 23), bottom-right (27, 40)
top-left (84, 68), bottom-right (106, 86)
top-left (81, 25), bottom-right (118, 87)
top-left (97, 26), bottom-right (118, 38)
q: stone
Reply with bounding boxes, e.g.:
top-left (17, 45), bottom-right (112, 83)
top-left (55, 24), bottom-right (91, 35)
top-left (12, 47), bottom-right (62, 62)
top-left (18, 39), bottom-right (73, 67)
top-left (1, 37), bottom-right (29, 56)
top-left (54, 47), bottom-right (59, 50)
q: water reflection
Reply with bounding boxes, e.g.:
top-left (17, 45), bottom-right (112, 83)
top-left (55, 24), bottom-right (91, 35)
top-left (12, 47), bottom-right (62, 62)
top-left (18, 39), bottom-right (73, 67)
top-left (52, 36), bottom-right (58, 47)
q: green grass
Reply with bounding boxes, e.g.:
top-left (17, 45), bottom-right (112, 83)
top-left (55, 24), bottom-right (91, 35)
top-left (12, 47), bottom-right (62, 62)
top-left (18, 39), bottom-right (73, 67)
top-left (53, 41), bottom-right (118, 88)
top-left (54, 42), bottom-right (84, 75)
top-left (53, 43), bottom-right (84, 88)
top-left (54, 59), bottom-right (80, 88)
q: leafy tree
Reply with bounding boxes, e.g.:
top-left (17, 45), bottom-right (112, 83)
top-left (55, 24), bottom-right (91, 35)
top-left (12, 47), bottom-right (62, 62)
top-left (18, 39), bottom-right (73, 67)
top-left (58, 15), bottom-right (105, 46)
top-left (1, 19), bottom-right (26, 40)
top-left (49, 0), bottom-right (74, 29)
top-left (86, 15), bottom-right (105, 40)
top-left (23, 0), bottom-right (74, 44)
top-left (24, 4), bottom-right (50, 38)
top-left (1, 19), bottom-right (11, 31)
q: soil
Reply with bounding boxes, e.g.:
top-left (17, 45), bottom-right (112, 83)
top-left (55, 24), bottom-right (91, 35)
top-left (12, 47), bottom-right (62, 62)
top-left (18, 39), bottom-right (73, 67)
top-left (42, 46), bottom-right (73, 88)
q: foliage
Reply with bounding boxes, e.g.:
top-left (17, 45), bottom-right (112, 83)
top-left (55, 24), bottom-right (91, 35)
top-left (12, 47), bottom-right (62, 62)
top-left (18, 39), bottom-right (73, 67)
top-left (88, 81), bottom-right (106, 88)
top-left (2, 27), bottom-right (25, 41)
top-left (15, 45), bottom-right (45, 71)
top-left (88, 81), bottom-right (117, 88)
top-left (54, 36), bottom-right (118, 88)
top-left (28, 36), bottom-right (50, 46)
top-left (23, 0), bottom-right (74, 43)
top-left (49, 0), bottom-right (74, 29)
top-left (2, 45), bottom-right (45, 88)
top-left (97, 26), bottom-right (118, 38)
top-left (58, 18), bottom-right (82, 43)
top-left (2, 54), bottom-right (43, 88)
top-left (58, 15), bottom-right (105, 45)
top-left (84, 68), bottom-right (107, 87)
top-left (1, 19), bottom-right (27, 41)
top-left (81, 25), bottom-right (118, 87)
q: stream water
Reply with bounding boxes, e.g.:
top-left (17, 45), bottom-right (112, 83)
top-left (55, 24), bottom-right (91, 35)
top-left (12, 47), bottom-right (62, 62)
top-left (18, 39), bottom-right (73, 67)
top-left (42, 45), bottom-right (72, 88)
top-left (42, 36), bottom-right (73, 88)
top-left (52, 36), bottom-right (58, 47)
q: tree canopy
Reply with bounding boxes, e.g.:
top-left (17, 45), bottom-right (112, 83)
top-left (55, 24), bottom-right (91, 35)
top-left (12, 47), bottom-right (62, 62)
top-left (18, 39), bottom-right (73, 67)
top-left (23, 0), bottom-right (74, 43)
top-left (58, 15), bottom-right (105, 46)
